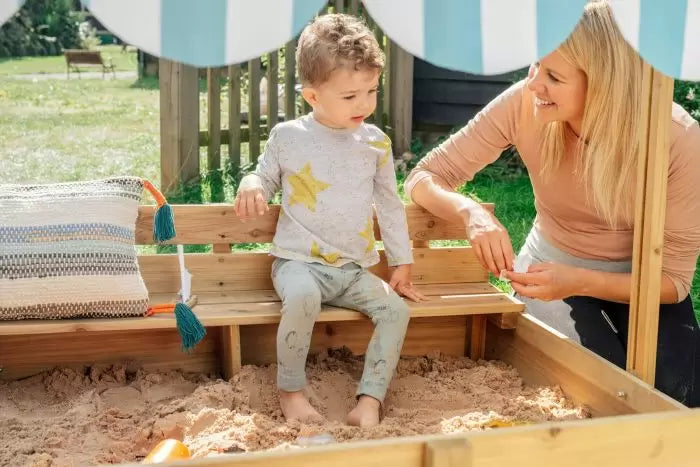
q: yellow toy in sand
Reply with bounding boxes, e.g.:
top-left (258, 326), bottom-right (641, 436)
top-left (143, 439), bottom-right (191, 464)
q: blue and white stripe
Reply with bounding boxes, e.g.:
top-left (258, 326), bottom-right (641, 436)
top-left (0, 0), bottom-right (24, 26)
top-left (363, 0), bottom-right (587, 75)
top-left (80, 0), bottom-right (326, 68)
top-left (610, 0), bottom-right (700, 80)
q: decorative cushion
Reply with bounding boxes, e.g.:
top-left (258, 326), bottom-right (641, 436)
top-left (0, 177), bottom-right (150, 320)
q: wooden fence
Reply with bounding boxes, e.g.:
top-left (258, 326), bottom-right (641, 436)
top-left (159, 0), bottom-right (414, 196)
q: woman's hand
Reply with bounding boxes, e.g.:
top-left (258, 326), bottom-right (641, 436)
top-left (465, 205), bottom-right (514, 276)
top-left (504, 262), bottom-right (582, 301)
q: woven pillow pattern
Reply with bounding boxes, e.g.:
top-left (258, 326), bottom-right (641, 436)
top-left (0, 177), bottom-right (149, 320)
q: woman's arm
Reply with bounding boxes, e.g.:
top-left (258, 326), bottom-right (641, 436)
top-left (506, 263), bottom-right (678, 304)
top-left (405, 81), bottom-right (526, 274)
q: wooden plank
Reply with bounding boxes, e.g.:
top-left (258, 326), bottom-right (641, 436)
top-left (469, 315), bottom-right (486, 360)
top-left (0, 291), bottom-right (520, 336)
top-left (486, 314), bottom-right (685, 416)
top-left (179, 409), bottom-right (700, 467)
top-left (146, 282), bottom-right (500, 307)
top-left (159, 59), bottom-right (200, 193)
top-left (266, 51), bottom-right (279, 131)
top-left (136, 248), bottom-right (489, 294)
top-left (487, 312), bottom-right (519, 330)
top-left (248, 57), bottom-right (262, 162)
top-left (199, 125), bottom-right (268, 147)
top-left (0, 328), bottom-right (219, 381)
top-left (207, 67), bottom-right (224, 202)
top-left (134, 203), bottom-right (493, 245)
top-left (334, 0), bottom-right (344, 13)
top-left (390, 43), bottom-right (413, 156)
top-left (284, 40), bottom-right (296, 120)
top-left (626, 66), bottom-right (675, 385)
top-left (425, 438), bottom-right (472, 467)
top-left (221, 325), bottom-right (241, 380)
top-left (228, 64), bottom-right (242, 172)
top-left (241, 316), bottom-right (469, 366)
top-left (349, 0), bottom-right (359, 15)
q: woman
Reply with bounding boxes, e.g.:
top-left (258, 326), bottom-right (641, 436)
top-left (405, 0), bottom-right (700, 407)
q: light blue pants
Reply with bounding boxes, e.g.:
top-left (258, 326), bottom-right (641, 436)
top-left (271, 258), bottom-right (410, 402)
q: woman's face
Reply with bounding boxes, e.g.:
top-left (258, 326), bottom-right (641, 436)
top-left (526, 51), bottom-right (588, 136)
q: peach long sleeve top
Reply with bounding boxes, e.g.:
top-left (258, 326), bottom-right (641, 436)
top-left (405, 79), bottom-right (700, 301)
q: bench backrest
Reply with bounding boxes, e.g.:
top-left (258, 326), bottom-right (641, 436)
top-left (64, 50), bottom-right (104, 65)
top-left (135, 204), bottom-right (491, 295)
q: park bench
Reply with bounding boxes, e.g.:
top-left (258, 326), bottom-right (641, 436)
top-left (0, 202), bottom-right (524, 381)
top-left (64, 49), bottom-right (116, 79)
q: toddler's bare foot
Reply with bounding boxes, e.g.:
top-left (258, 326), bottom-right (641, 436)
top-left (347, 395), bottom-right (381, 428)
top-left (279, 390), bottom-right (324, 423)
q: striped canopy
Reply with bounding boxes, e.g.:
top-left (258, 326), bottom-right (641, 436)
top-left (0, 0), bottom-right (699, 80)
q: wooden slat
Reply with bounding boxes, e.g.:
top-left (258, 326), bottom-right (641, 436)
top-left (469, 315), bottom-right (486, 360)
top-left (228, 64), bottom-right (242, 172)
top-left (174, 409), bottom-right (700, 467)
top-left (0, 328), bottom-right (219, 381)
top-left (136, 248), bottom-right (488, 294)
top-left (207, 67), bottom-right (224, 202)
top-left (334, 0), bottom-right (344, 13)
top-left (626, 66), bottom-right (675, 384)
top-left (0, 291), bottom-right (521, 336)
top-left (199, 126), bottom-right (268, 147)
top-left (284, 40), bottom-right (296, 120)
top-left (425, 438), bottom-right (472, 467)
top-left (487, 314), bottom-right (685, 416)
top-left (374, 28), bottom-right (385, 131)
top-left (349, 0), bottom-right (360, 15)
top-left (159, 59), bottom-right (200, 192)
top-left (240, 316), bottom-right (469, 366)
top-left (135, 203), bottom-right (492, 245)
top-left (248, 57), bottom-right (262, 162)
top-left (266, 51), bottom-right (279, 131)
top-left (221, 325), bottom-right (241, 379)
top-left (390, 43), bottom-right (413, 156)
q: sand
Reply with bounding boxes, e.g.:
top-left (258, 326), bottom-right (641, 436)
top-left (0, 348), bottom-right (590, 466)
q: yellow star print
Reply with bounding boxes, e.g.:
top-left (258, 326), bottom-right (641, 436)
top-left (369, 135), bottom-right (391, 168)
top-left (310, 241), bottom-right (341, 264)
top-left (288, 162), bottom-right (330, 212)
top-left (358, 218), bottom-right (375, 253)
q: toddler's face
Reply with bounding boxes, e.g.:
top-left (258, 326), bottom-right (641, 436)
top-left (304, 65), bottom-right (380, 129)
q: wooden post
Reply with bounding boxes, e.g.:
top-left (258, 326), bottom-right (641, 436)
top-left (469, 315), bottom-right (487, 361)
top-left (248, 57), bottom-right (262, 163)
top-left (267, 51), bottom-right (279, 132)
top-left (284, 40), bottom-right (296, 121)
top-left (159, 58), bottom-right (200, 193)
top-left (626, 64), bottom-right (675, 385)
top-left (350, 0), bottom-right (360, 16)
top-left (390, 43), bottom-right (413, 157)
top-left (228, 64), bottom-right (242, 174)
top-left (207, 67), bottom-right (224, 202)
top-left (334, 0), bottom-right (344, 13)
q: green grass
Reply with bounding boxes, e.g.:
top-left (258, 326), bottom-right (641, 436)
top-left (0, 45), bottom-right (137, 76)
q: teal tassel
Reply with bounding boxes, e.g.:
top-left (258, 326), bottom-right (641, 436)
top-left (154, 203), bottom-right (176, 243)
top-left (174, 302), bottom-right (206, 351)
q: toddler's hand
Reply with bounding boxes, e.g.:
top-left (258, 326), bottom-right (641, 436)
top-left (234, 175), bottom-right (268, 221)
top-left (389, 264), bottom-right (427, 302)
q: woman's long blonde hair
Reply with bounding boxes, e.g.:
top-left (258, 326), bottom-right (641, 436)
top-left (540, 0), bottom-right (642, 228)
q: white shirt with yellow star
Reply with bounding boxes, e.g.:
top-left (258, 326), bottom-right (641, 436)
top-left (252, 113), bottom-right (413, 268)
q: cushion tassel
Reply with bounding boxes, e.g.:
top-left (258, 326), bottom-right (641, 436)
top-left (143, 179), bottom-right (176, 243)
top-left (146, 295), bottom-right (205, 352)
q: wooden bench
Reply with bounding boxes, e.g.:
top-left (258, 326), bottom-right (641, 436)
top-left (0, 203), bottom-right (524, 381)
top-left (64, 49), bottom-right (116, 79)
